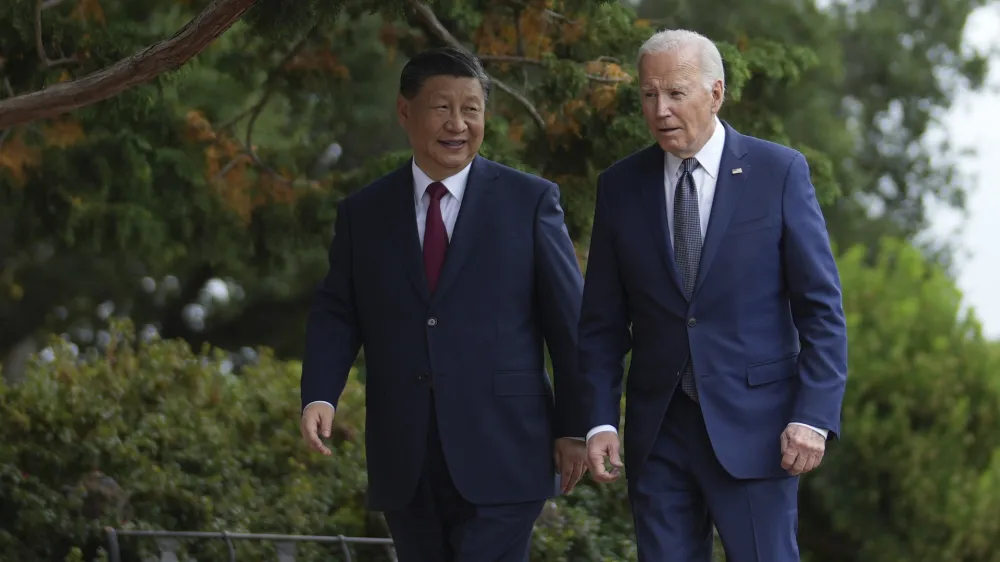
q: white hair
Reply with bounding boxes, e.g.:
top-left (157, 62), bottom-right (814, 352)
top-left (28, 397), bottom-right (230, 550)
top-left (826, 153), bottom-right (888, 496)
top-left (637, 29), bottom-right (725, 95)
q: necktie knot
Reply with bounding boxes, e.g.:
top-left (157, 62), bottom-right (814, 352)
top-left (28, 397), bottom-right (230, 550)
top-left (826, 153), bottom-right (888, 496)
top-left (681, 157), bottom-right (698, 174)
top-left (426, 181), bottom-right (448, 202)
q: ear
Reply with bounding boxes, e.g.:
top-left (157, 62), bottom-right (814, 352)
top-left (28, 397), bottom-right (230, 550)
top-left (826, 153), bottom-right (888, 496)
top-left (710, 80), bottom-right (725, 113)
top-left (396, 94), bottom-right (409, 127)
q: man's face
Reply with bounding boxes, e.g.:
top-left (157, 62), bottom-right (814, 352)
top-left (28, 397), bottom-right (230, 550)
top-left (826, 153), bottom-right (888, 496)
top-left (639, 49), bottom-right (723, 158)
top-left (397, 75), bottom-right (485, 180)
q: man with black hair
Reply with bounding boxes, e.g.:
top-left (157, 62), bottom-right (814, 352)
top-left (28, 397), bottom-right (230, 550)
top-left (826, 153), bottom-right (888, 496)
top-left (299, 47), bottom-right (588, 562)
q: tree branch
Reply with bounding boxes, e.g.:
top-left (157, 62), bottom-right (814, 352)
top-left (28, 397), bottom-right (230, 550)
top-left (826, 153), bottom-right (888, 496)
top-left (214, 30), bottom-right (315, 185)
top-left (35, 0), bottom-right (77, 69)
top-left (479, 55), bottom-right (632, 83)
top-left (404, 0), bottom-right (546, 131)
top-left (0, 0), bottom-right (257, 130)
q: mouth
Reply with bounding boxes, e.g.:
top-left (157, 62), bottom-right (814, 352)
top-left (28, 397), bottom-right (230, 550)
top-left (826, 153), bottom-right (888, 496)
top-left (658, 127), bottom-right (681, 134)
top-left (438, 140), bottom-right (467, 149)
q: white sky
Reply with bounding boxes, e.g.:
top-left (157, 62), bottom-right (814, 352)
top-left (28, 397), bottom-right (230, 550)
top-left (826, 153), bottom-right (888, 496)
top-left (927, 4), bottom-right (1000, 338)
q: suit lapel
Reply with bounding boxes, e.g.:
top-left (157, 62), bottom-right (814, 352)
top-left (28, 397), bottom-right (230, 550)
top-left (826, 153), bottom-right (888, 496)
top-left (430, 155), bottom-right (498, 306)
top-left (693, 122), bottom-right (749, 298)
top-left (387, 161), bottom-right (431, 302)
top-left (637, 144), bottom-right (686, 299)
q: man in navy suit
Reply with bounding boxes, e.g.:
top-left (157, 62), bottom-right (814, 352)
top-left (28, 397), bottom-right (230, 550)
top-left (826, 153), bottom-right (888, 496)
top-left (299, 47), bottom-right (588, 561)
top-left (578, 29), bottom-right (848, 561)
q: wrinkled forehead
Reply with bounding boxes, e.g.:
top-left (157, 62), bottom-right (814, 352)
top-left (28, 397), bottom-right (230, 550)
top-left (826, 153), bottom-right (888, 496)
top-left (639, 48), bottom-right (701, 83)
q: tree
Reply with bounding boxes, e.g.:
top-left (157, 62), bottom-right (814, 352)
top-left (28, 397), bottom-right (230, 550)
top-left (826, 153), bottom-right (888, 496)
top-left (2, 0), bottom-right (834, 369)
top-left (799, 240), bottom-right (1000, 561)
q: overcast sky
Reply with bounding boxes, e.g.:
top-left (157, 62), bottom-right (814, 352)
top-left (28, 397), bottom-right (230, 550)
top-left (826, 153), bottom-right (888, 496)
top-left (927, 4), bottom-right (1000, 338)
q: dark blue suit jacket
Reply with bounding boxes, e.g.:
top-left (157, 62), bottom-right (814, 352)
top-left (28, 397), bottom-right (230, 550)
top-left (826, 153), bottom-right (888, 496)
top-left (577, 122), bottom-right (848, 480)
top-left (301, 155), bottom-right (584, 511)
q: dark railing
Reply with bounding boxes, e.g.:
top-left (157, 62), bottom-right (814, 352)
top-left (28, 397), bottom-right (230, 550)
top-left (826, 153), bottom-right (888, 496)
top-left (104, 528), bottom-right (397, 562)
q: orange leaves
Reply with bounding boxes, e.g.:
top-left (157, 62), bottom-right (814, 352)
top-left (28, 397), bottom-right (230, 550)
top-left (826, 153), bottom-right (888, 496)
top-left (543, 98), bottom-right (588, 145)
top-left (584, 60), bottom-right (632, 116)
top-left (0, 116), bottom-right (86, 186)
top-left (187, 110), bottom-right (306, 224)
top-left (507, 120), bottom-right (525, 144)
top-left (284, 49), bottom-right (351, 80)
top-left (70, 0), bottom-right (106, 25)
top-left (0, 131), bottom-right (42, 187)
top-left (40, 117), bottom-right (85, 148)
top-left (184, 109), bottom-right (217, 142)
top-left (379, 21), bottom-right (399, 63)
top-left (473, 5), bottom-right (554, 59)
top-left (204, 140), bottom-right (256, 222)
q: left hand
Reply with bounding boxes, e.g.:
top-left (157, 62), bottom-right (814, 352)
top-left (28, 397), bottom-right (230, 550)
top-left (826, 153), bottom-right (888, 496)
top-left (780, 424), bottom-right (826, 475)
top-left (554, 437), bottom-right (588, 494)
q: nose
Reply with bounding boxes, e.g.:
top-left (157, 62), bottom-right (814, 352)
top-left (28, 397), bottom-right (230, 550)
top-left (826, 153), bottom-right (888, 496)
top-left (656, 95), bottom-right (674, 117)
top-left (444, 112), bottom-right (467, 133)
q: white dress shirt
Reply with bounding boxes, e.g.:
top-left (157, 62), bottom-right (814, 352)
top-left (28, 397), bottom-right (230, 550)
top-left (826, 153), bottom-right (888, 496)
top-left (303, 159), bottom-right (473, 415)
top-left (585, 117), bottom-right (828, 442)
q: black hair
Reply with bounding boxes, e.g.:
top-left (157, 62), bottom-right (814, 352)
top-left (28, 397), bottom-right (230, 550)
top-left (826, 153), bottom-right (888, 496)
top-left (399, 47), bottom-right (492, 102)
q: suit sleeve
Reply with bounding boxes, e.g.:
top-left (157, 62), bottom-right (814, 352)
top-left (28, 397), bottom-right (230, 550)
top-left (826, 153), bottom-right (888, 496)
top-left (577, 172), bottom-right (632, 436)
top-left (300, 198), bottom-right (363, 412)
top-left (781, 153), bottom-right (849, 439)
top-left (533, 182), bottom-right (586, 438)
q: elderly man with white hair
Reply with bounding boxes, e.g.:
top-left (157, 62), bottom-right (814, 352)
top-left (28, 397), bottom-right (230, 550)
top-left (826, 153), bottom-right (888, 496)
top-left (574, 29), bottom-right (848, 561)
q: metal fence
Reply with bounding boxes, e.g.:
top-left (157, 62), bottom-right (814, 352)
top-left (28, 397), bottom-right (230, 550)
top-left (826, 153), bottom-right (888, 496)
top-left (104, 528), bottom-right (397, 562)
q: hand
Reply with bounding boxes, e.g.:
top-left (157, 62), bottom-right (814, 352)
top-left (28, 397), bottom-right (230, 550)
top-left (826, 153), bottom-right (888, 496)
top-left (780, 424), bottom-right (825, 475)
top-left (586, 431), bottom-right (623, 483)
top-left (554, 438), bottom-right (588, 494)
top-left (300, 403), bottom-right (335, 456)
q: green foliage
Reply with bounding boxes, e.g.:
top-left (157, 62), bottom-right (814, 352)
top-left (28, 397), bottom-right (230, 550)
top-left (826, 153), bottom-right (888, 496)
top-left (0, 321), bottom-right (375, 562)
top-left (0, 320), bottom-right (641, 562)
top-left (798, 239), bottom-right (1000, 561)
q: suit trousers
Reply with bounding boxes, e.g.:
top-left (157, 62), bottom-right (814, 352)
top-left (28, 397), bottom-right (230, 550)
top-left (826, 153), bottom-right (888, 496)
top-left (627, 390), bottom-right (801, 562)
top-left (382, 393), bottom-right (545, 562)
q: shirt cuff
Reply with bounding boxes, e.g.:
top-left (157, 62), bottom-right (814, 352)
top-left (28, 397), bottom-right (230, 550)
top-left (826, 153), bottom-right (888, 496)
top-left (789, 422), bottom-right (828, 439)
top-left (586, 424), bottom-right (618, 442)
top-left (303, 401), bottom-right (335, 416)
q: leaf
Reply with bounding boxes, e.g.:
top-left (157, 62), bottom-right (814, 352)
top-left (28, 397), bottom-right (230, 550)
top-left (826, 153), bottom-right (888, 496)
top-left (0, 132), bottom-right (42, 187)
top-left (184, 109), bottom-right (217, 142)
top-left (41, 118), bottom-right (86, 148)
top-left (70, 0), bottom-right (106, 25)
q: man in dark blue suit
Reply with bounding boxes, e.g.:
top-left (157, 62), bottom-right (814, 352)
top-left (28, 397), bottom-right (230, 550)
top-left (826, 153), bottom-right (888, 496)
top-left (578, 29), bottom-right (848, 561)
top-left (299, 47), bottom-right (588, 561)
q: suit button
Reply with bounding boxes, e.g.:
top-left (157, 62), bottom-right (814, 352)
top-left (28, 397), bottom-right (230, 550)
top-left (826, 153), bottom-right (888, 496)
top-left (417, 372), bottom-right (428, 381)
top-left (427, 317), bottom-right (437, 327)
top-left (687, 317), bottom-right (696, 327)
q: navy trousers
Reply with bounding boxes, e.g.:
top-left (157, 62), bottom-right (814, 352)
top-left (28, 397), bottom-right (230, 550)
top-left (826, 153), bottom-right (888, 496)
top-left (383, 396), bottom-right (544, 562)
top-left (628, 391), bottom-right (801, 562)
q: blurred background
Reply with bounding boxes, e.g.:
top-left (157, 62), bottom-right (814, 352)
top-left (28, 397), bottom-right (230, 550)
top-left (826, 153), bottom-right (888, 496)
top-left (2, 0), bottom-right (1000, 560)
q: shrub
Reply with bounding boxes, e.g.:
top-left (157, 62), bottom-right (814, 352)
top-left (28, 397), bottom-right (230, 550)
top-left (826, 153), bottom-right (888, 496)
top-left (0, 322), bottom-right (638, 562)
top-left (0, 325), bottom-right (378, 562)
top-left (799, 239), bottom-right (1000, 561)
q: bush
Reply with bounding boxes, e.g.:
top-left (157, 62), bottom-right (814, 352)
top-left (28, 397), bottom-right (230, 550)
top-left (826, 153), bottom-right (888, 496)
top-left (0, 321), bottom-right (638, 562)
top-left (799, 239), bottom-right (1000, 561)
top-left (0, 326), bottom-right (376, 562)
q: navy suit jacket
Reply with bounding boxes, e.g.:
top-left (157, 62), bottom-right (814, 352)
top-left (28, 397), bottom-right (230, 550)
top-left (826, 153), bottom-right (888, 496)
top-left (301, 155), bottom-right (584, 511)
top-left (577, 122), bottom-right (848, 480)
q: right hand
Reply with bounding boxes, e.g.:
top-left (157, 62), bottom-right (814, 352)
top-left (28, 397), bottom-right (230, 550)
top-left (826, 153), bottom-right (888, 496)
top-left (300, 403), bottom-right (335, 456)
top-left (587, 431), bottom-right (624, 482)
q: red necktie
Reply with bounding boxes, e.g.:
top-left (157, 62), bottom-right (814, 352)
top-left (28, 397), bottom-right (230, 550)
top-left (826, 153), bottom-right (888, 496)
top-left (423, 181), bottom-right (449, 293)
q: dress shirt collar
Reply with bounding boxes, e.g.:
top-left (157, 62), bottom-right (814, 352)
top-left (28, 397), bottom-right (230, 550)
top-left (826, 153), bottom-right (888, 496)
top-left (664, 116), bottom-right (725, 180)
top-left (412, 158), bottom-right (472, 204)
